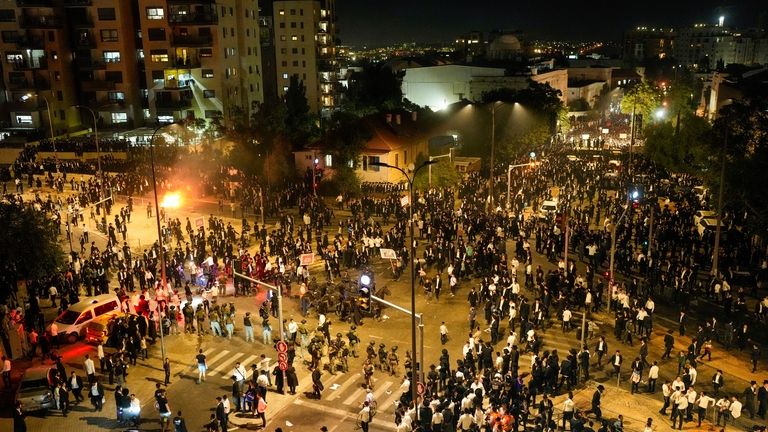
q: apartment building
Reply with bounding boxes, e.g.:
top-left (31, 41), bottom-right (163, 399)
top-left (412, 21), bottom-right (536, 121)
top-left (137, 0), bottom-right (263, 125)
top-left (0, 0), bottom-right (263, 141)
top-left (272, 0), bottom-right (336, 114)
top-left (0, 0), bottom-right (80, 136)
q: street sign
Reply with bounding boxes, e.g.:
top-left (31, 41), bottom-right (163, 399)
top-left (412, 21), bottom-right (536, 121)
top-left (277, 352), bottom-right (288, 363)
top-left (276, 340), bottom-right (288, 353)
top-left (299, 253), bottom-right (315, 266)
top-left (279, 361), bottom-right (288, 371)
top-left (416, 382), bottom-right (425, 395)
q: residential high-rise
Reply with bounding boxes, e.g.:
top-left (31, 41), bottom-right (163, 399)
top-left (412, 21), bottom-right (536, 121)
top-left (0, 0), bottom-right (264, 141)
top-left (271, 0), bottom-right (337, 114)
top-left (137, 0), bottom-right (263, 125)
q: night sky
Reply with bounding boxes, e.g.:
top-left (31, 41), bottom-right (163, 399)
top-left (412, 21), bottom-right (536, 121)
top-left (336, 0), bottom-right (766, 46)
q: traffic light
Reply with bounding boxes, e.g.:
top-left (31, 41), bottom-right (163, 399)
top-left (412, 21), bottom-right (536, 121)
top-left (358, 270), bottom-right (374, 312)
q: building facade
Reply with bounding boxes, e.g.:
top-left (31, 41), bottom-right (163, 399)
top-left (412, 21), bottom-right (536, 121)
top-left (0, 0), bottom-right (264, 141)
top-left (271, 0), bottom-right (336, 114)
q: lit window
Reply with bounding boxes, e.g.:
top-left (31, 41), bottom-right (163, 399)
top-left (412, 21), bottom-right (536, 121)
top-left (278, 9), bottom-right (285, 15)
top-left (202, 69), bottom-right (214, 78)
top-left (324, 154), bottom-right (333, 167)
top-left (150, 50), bottom-right (169, 62)
top-left (103, 51), bottom-right (121, 63)
top-left (282, 86), bottom-right (288, 92)
top-left (16, 114), bottom-right (33, 125)
top-left (282, 73), bottom-right (288, 79)
top-left (146, 7), bottom-right (164, 20)
top-left (111, 112), bottom-right (128, 123)
top-left (291, 35), bottom-right (298, 41)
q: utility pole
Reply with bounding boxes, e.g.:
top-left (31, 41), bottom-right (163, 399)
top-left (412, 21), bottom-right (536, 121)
top-left (712, 129), bottom-right (728, 276)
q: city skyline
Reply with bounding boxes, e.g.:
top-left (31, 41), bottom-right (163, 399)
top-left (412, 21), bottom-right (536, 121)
top-left (336, 0), bottom-right (766, 46)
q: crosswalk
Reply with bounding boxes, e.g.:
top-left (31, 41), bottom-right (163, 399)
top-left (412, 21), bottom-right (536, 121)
top-left (185, 347), bottom-right (407, 417)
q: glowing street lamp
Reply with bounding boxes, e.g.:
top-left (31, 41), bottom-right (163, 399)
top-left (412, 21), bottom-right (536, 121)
top-left (160, 192), bottom-right (182, 209)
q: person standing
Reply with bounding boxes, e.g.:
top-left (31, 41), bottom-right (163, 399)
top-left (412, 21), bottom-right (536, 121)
top-left (358, 400), bottom-right (372, 432)
top-left (84, 354), bottom-right (96, 384)
top-left (163, 358), bottom-right (171, 385)
top-left (595, 335), bottom-right (607, 368)
top-left (57, 382), bottom-right (70, 417)
top-left (13, 401), bottom-right (26, 432)
top-left (743, 381), bottom-right (758, 419)
top-left (2, 356), bottom-right (11, 388)
top-left (751, 342), bottom-right (761, 373)
top-left (712, 369), bottom-right (725, 395)
top-left (243, 312), bottom-right (254, 343)
top-left (129, 394), bottom-right (141, 427)
top-left (659, 380), bottom-right (672, 415)
top-left (591, 385), bottom-right (604, 420)
top-left (696, 391), bottom-right (714, 427)
top-left (562, 391), bottom-right (575, 430)
top-left (662, 330), bottom-right (674, 359)
top-left (89, 379), bottom-right (104, 412)
top-left (439, 322), bottom-right (449, 345)
top-left (215, 397), bottom-right (227, 432)
top-left (173, 411), bottom-right (188, 432)
top-left (196, 349), bottom-right (207, 384)
top-left (647, 361), bottom-right (659, 393)
top-left (255, 392), bottom-right (268, 428)
top-left (157, 390), bottom-right (171, 432)
top-left (69, 372), bottom-right (84, 403)
top-left (609, 350), bottom-right (622, 379)
top-left (758, 380), bottom-right (768, 420)
top-left (311, 366), bottom-right (323, 399)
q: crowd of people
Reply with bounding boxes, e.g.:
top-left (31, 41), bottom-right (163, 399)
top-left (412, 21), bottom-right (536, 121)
top-left (3, 132), bottom-right (768, 432)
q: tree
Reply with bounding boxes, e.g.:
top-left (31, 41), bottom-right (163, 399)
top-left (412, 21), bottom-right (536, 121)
top-left (343, 63), bottom-right (404, 115)
top-left (284, 75), bottom-right (318, 148)
top-left (620, 81), bottom-right (661, 127)
top-left (643, 112), bottom-right (711, 173)
top-left (0, 202), bottom-right (65, 286)
top-left (413, 157), bottom-right (458, 190)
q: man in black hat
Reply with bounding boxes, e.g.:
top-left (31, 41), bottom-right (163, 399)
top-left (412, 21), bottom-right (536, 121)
top-left (592, 385), bottom-right (604, 420)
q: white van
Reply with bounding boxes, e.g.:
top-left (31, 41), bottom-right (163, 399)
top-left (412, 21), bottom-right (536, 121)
top-left (54, 294), bottom-right (121, 343)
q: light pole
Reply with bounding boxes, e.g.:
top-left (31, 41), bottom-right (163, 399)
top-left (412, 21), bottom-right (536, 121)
top-left (712, 129), bottom-right (728, 276)
top-left (25, 93), bottom-right (56, 170)
top-left (371, 159), bottom-right (435, 418)
top-left (505, 153), bottom-right (539, 210)
top-left (74, 105), bottom-right (100, 178)
top-left (489, 102), bottom-right (498, 212)
top-left (148, 121), bottom-right (179, 360)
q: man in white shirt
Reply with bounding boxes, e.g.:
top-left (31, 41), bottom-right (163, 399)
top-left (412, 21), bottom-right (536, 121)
top-left (231, 362), bottom-right (247, 391)
top-left (562, 307), bottom-right (572, 332)
top-left (660, 380), bottom-right (672, 415)
top-left (688, 366), bottom-right (698, 386)
top-left (715, 397), bottom-right (731, 426)
top-left (696, 391), bottom-right (715, 427)
top-left (562, 391), bottom-right (575, 430)
top-left (673, 391), bottom-right (689, 430)
top-left (84, 354), bottom-right (96, 383)
top-left (439, 322), bottom-right (449, 345)
top-left (457, 409), bottom-right (475, 431)
top-left (647, 361), bottom-right (659, 392)
top-left (49, 321), bottom-right (59, 348)
top-left (685, 387), bottom-right (697, 421)
top-left (729, 396), bottom-right (743, 423)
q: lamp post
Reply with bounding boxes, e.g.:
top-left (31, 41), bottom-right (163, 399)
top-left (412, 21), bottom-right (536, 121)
top-left (489, 102), bottom-right (498, 212)
top-left (505, 153), bottom-right (539, 210)
top-left (148, 121), bottom-right (179, 360)
top-left (371, 159), bottom-right (435, 418)
top-left (74, 105), bottom-right (100, 177)
top-left (25, 93), bottom-right (56, 171)
top-left (712, 129), bottom-right (728, 276)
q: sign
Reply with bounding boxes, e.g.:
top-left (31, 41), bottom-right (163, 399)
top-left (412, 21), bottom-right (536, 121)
top-left (416, 382), bottom-right (425, 395)
top-left (299, 253), bottom-right (315, 266)
top-left (279, 361), bottom-right (288, 371)
top-left (400, 195), bottom-right (410, 207)
top-left (276, 340), bottom-right (288, 353)
top-left (195, 217), bottom-right (205, 228)
top-left (379, 248), bottom-right (398, 260)
top-left (277, 352), bottom-right (288, 363)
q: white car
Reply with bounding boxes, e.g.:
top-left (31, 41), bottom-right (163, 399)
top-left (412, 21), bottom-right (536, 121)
top-left (537, 200), bottom-right (559, 219)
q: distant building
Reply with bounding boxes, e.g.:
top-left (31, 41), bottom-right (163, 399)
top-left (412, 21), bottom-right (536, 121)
top-left (567, 80), bottom-right (606, 109)
top-left (272, 0), bottom-right (337, 114)
top-left (703, 67), bottom-right (768, 120)
top-left (401, 64), bottom-right (567, 111)
top-left (623, 27), bottom-right (675, 61)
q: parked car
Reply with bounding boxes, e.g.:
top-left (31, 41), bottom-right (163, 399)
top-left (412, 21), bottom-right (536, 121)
top-left (16, 366), bottom-right (55, 413)
top-left (537, 200), bottom-right (559, 219)
top-left (53, 294), bottom-right (120, 343)
top-left (84, 312), bottom-right (134, 346)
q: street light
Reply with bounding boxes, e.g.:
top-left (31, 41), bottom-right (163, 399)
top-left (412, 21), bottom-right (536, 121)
top-left (148, 121), bottom-right (181, 359)
top-left (74, 105), bottom-right (101, 179)
top-left (23, 92), bottom-right (56, 170)
top-left (370, 159), bottom-right (435, 418)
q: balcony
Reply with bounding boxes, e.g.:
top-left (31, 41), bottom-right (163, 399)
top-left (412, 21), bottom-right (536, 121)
top-left (169, 12), bottom-right (218, 26)
top-left (75, 35), bottom-right (96, 48)
top-left (8, 78), bottom-right (50, 91)
top-left (76, 58), bottom-right (105, 70)
top-left (19, 15), bottom-right (63, 29)
top-left (155, 98), bottom-right (192, 109)
top-left (171, 57), bottom-right (201, 69)
top-left (15, 36), bottom-right (45, 49)
top-left (81, 79), bottom-right (115, 91)
top-left (16, 0), bottom-right (55, 7)
top-left (164, 79), bottom-right (192, 90)
top-left (70, 16), bottom-right (94, 28)
top-left (63, 0), bottom-right (92, 6)
top-left (171, 34), bottom-right (213, 47)
top-left (11, 58), bottom-right (48, 70)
